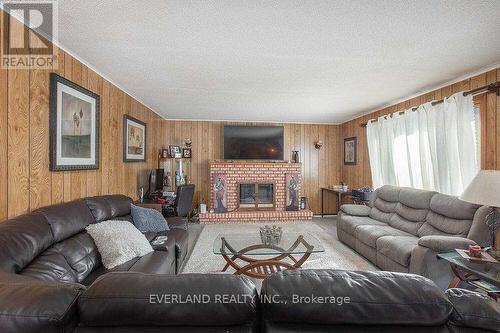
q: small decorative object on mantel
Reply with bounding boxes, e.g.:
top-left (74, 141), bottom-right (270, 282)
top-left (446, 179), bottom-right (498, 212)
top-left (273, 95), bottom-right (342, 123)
top-left (314, 140), bottom-right (324, 149)
top-left (182, 148), bottom-right (192, 158)
top-left (184, 138), bottom-right (192, 148)
top-left (213, 173), bottom-right (228, 213)
top-left (123, 115), bottom-right (146, 162)
top-left (344, 137), bottom-right (357, 165)
top-left (259, 225), bottom-right (283, 246)
top-left (49, 73), bottom-right (100, 171)
top-left (286, 173), bottom-right (300, 211)
top-left (161, 148), bottom-right (169, 159)
top-left (292, 150), bottom-right (300, 163)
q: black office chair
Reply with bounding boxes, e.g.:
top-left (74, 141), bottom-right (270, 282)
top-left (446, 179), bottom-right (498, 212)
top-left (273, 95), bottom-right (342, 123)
top-left (165, 185), bottom-right (195, 228)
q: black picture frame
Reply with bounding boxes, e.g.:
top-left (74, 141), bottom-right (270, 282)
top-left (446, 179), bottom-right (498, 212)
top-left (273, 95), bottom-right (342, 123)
top-left (344, 137), bottom-right (357, 165)
top-left (123, 115), bottom-right (147, 162)
top-left (169, 145), bottom-right (180, 157)
top-left (49, 73), bottom-right (100, 171)
top-left (183, 148), bottom-right (192, 158)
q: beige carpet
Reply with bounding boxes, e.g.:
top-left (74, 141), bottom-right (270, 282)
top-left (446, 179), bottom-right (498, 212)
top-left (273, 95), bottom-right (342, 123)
top-left (182, 221), bottom-right (377, 280)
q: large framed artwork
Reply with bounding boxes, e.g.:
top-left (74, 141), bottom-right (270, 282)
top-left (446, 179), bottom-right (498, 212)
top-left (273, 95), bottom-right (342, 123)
top-left (123, 115), bottom-right (147, 162)
top-left (212, 173), bottom-right (228, 213)
top-left (49, 73), bottom-right (100, 171)
top-left (286, 173), bottom-right (300, 211)
top-left (344, 137), bottom-right (357, 165)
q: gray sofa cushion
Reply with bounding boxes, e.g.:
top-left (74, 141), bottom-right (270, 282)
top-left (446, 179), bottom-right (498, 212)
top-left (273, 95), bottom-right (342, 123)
top-left (398, 187), bottom-right (436, 209)
top-left (339, 215), bottom-right (386, 235)
top-left (377, 236), bottom-right (419, 267)
top-left (418, 212), bottom-right (473, 237)
top-left (430, 194), bottom-right (479, 220)
top-left (356, 225), bottom-right (412, 248)
top-left (377, 185), bottom-right (401, 202)
top-left (418, 235), bottom-right (476, 252)
top-left (340, 204), bottom-right (371, 217)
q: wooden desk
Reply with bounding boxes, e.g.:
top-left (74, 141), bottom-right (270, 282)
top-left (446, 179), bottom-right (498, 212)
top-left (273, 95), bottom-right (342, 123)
top-left (134, 200), bottom-right (163, 212)
top-left (320, 188), bottom-right (351, 217)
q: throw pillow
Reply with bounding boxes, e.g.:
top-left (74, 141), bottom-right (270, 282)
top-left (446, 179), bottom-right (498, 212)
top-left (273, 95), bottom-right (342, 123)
top-left (130, 204), bottom-right (170, 233)
top-left (86, 220), bottom-right (153, 269)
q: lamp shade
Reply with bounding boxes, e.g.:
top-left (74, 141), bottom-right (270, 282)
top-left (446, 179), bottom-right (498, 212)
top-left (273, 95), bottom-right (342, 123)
top-left (459, 170), bottom-right (500, 208)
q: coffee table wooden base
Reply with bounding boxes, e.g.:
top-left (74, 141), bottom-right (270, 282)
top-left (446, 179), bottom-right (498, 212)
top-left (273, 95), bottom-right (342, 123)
top-left (219, 235), bottom-right (314, 279)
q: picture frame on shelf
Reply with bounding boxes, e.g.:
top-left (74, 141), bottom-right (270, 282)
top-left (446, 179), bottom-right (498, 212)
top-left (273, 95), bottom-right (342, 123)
top-left (123, 115), bottom-right (146, 162)
top-left (183, 148), bottom-right (192, 158)
top-left (344, 137), bottom-right (357, 165)
top-left (49, 73), bottom-right (100, 171)
top-left (161, 148), bottom-right (169, 159)
top-left (169, 145), bottom-right (181, 157)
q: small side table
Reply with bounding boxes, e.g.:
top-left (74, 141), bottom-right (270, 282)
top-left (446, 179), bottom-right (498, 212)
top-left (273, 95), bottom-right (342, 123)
top-left (437, 251), bottom-right (500, 299)
top-left (134, 200), bottom-right (163, 213)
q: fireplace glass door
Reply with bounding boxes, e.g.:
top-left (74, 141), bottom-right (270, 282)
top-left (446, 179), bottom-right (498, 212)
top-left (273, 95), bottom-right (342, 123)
top-left (239, 183), bottom-right (274, 209)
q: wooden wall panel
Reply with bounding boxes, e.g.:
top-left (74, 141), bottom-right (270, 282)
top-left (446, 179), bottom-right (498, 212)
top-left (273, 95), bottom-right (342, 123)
top-left (159, 121), bottom-right (341, 214)
top-left (0, 55), bottom-right (7, 220)
top-left (0, 10), bottom-right (164, 220)
top-left (340, 68), bottom-right (500, 191)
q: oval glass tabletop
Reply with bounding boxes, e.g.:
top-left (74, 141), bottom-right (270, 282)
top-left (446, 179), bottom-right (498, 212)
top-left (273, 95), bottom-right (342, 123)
top-left (213, 232), bottom-right (324, 256)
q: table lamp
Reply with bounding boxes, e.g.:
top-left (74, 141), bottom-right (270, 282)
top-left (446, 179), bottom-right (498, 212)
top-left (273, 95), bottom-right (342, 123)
top-left (460, 170), bottom-right (500, 258)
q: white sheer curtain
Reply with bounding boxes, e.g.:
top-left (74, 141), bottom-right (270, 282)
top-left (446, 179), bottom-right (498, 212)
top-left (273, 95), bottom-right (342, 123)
top-left (366, 92), bottom-right (479, 195)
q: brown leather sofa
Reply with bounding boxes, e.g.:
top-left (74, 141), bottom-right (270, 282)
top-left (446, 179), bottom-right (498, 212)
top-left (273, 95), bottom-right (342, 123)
top-left (0, 196), bottom-right (498, 332)
top-left (0, 195), bottom-right (189, 285)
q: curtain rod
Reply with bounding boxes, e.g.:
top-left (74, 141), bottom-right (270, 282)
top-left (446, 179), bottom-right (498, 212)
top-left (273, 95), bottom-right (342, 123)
top-left (360, 81), bottom-right (500, 127)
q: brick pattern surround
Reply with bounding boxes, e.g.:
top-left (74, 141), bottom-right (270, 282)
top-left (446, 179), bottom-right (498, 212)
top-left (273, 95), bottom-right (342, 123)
top-left (199, 161), bottom-right (313, 223)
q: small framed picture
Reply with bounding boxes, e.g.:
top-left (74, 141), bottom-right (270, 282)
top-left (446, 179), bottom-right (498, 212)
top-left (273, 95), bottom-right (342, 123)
top-left (49, 73), bottom-right (100, 171)
top-left (161, 148), bottom-right (169, 158)
top-left (183, 148), bottom-right (192, 158)
top-left (344, 137), bottom-right (357, 165)
top-left (169, 145), bottom-right (180, 157)
top-left (123, 115), bottom-right (146, 162)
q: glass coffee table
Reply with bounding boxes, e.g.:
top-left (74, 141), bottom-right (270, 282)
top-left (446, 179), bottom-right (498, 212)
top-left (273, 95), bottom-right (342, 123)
top-left (213, 232), bottom-right (324, 278)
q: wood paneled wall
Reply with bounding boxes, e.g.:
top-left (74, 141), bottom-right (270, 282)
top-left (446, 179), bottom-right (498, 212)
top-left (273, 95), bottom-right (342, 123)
top-left (0, 14), bottom-right (166, 221)
top-left (340, 68), bottom-right (500, 189)
top-left (161, 121), bottom-right (341, 214)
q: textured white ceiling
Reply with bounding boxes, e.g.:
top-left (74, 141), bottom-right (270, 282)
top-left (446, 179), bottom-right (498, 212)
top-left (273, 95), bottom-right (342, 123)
top-left (57, 0), bottom-right (500, 123)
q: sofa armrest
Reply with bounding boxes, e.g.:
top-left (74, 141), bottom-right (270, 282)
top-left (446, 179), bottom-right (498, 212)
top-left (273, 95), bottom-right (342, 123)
top-left (0, 273), bottom-right (84, 333)
top-left (340, 204), bottom-right (371, 217)
top-left (78, 272), bottom-right (258, 327)
top-left (446, 288), bottom-right (500, 331)
top-left (418, 236), bottom-right (476, 253)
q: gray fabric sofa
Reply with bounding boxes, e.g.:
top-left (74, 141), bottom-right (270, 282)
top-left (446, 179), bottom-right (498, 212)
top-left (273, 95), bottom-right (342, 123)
top-left (337, 185), bottom-right (491, 289)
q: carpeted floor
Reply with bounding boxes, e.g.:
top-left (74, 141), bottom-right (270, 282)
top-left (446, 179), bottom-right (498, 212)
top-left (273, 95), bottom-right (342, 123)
top-left (182, 217), bottom-right (377, 286)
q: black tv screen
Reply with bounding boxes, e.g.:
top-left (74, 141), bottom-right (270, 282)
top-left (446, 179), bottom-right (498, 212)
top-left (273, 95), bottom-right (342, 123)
top-left (224, 126), bottom-right (284, 160)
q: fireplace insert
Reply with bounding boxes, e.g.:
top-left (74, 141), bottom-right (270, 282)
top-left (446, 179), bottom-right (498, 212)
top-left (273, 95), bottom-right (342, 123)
top-left (239, 183), bottom-right (275, 210)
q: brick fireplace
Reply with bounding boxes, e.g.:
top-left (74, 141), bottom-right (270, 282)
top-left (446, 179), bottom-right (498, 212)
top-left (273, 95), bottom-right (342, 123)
top-left (199, 161), bottom-right (313, 223)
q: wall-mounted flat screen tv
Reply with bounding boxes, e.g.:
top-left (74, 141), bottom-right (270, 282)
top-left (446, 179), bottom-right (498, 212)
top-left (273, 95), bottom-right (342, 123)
top-left (224, 125), bottom-right (284, 160)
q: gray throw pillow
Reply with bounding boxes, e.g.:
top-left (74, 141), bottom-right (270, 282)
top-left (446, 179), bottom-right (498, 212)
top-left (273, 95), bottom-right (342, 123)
top-left (86, 220), bottom-right (153, 269)
top-left (131, 204), bottom-right (170, 233)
